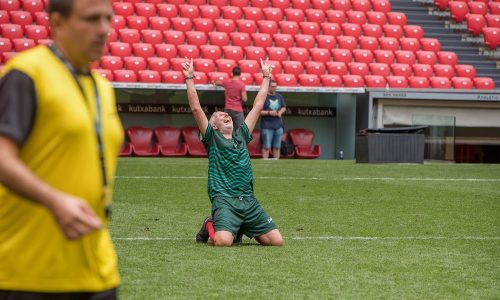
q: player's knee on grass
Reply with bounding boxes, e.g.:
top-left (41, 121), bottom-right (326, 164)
top-left (256, 229), bottom-right (284, 246)
top-left (213, 231), bottom-right (234, 247)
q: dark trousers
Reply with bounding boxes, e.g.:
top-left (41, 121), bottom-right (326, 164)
top-left (0, 288), bottom-right (117, 300)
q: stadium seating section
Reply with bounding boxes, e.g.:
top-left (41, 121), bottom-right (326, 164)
top-left (0, 0), bottom-right (495, 89)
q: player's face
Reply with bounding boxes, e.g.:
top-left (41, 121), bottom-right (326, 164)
top-left (269, 83), bottom-right (277, 95)
top-left (56, 0), bottom-right (113, 67)
top-left (213, 112), bottom-right (233, 132)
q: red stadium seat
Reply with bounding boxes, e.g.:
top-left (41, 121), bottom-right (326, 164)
top-left (178, 4), bottom-right (199, 18)
top-left (154, 126), bottom-right (187, 157)
top-left (346, 10), bottom-right (366, 25)
top-left (183, 31), bottom-right (206, 46)
top-left (0, 10), bottom-right (10, 25)
top-left (485, 15), bottom-right (500, 28)
top-left (101, 55), bottom-right (123, 71)
top-left (466, 14), bottom-right (485, 36)
top-left (262, 7), bottom-right (284, 22)
top-left (257, 20), bottom-right (278, 35)
top-left (331, 48), bottom-right (353, 63)
top-left (326, 61), bottom-right (348, 76)
top-left (214, 19), bottom-right (236, 33)
top-left (222, 45), bottom-right (244, 60)
top-left (352, 49), bottom-right (373, 63)
top-left (274, 34), bottom-right (294, 48)
top-left (271, 0), bottom-right (290, 10)
top-left (275, 73), bottom-right (298, 86)
top-left (383, 24), bottom-right (403, 39)
top-left (416, 50), bottom-right (437, 65)
top-left (21, 0), bottom-right (43, 15)
top-left (341, 23), bottom-right (362, 37)
top-left (372, 0), bottom-right (391, 13)
top-left (252, 33), bottom-right (272, 48)
top-left (379, 37), bottom-right (399, 51)
top-left (420, 39), bottom-right (441, 52)
top-left (135, 3), bottom-right (156, 17)
top-left (111, 15), bottom-right (125, 30)
top-left (113, 2), bottom-right (134, 16)
top-left (403, 25), bottom-right (424, 39)
top-left (164, 30), bottom-right (185, 45)
top-left (200, 44), bottom-right (222, 60)
top-left (157, 4), bottom-right (177, 18)
top-left (326, 10), bottom-right (346, 23)
top-left (351, 0), bottom-right (370, 12)
top-left (107, 28), bottom-right (118, 43)
top-left (162, 70), bottom-right (184, 83)
top-left (0, 23), bottom-right (22, 39)
top-left (147, 57), bottom-right (170, 72)
top-left (243, 6), bottom-right (263, 21)
top-left (194, 71), bottom-right (209, 84)
top-left (342, 75), bottom-right (364, 87)
top-left (199, 5), bottom-right (220, 19)
top-left (132, 43), bottom-right (154, 58)
top-left (305, 9), bottom-right (326, 23)
top-left (238, 59), bottom-right (260, 74)
top-left (149, 17), bottom-right (170, 31)
top-left (194, 58), bottom-right (216, 73)
top-left (483, 27), bottom-right (500, 50)
top-left (298, 74), bottom-right (320, 86)
top-left (348, 62), bottom-right (369, 76)
top-left (362, 24), bottom-right (383, 38)
top-left (299, 22), bottom-right (321, 36)
top-left (386, 12), bottom-right (407, 26)
top-left (216, 58), bottom-right (237, 74)
top-left (237, 19), bottom-right (257, 34)
top-left (119, 28), bottom-right (140, 44)
top-left (395, 50), bottom-right (416, 65)
top-left (244, 46), bottom-right (266, 61)
top-left (366, 11), bottom-right (386, 26)
top-left (12, 38), bottom-right (35, 52)
top-left (320, 74), bottom-right (342, 87)
top-left (0, 37), bottom-right (12, 53)
top-left (155, 44), bottom-right (177, 59)
top-left (127, 126), bottom-right (160, 156)
top-left (284, 8), bottom-right (305, 22)
top-left (230, 32), bottom-right (251, 47)
top-left (253, 73), bottom-right (266, 85)
top-left (109, 42), bottom-right (131, 57)
top-left (170, 58), bottom-right (186, 72)
top-left (166, 0), bottom-right (185, 5)
top-left (408, 76), bottom-right (430, 88)
top-left (489, 2), bottom-right (500, 15)
top-left (279, 20), bottom-right (299, 35)
top-left (437, 51), bottom-right (458, 66)
top-left (412, 64), bottom-right (433, 78)
top-left (9, 10), bottom-right (32, 26)
top-left (400, 38), bottom-right (420, 52)
top-left (316, 35), bottom-right (336, 49)
top-left (358, 36), bottom-right (379, 51)
top-left (221, 6), bottom-right (242, 20)
top-left (468, 1), bottom-right (487, 15)
top-left (454, 64), bottom-right (476, 78)
top-left (386, 75), bottom-right (408, 88)
top-left (177, 44), bottom-right (200, 59)
top-left (208, 31), bottom-right (229, 47)
top-left (390, 63), bottom-right (412, 77)
top-left (433, 64), bottom-right (454, 79)
top-left (124, 56), bottom-right (146, 73)
top-left (320, 22), bottom-right (341, 36)
top-left (230, 0), bottom-right (247, 7)
top-left (142, 29), bottom-right (163, 44)
top-left (374, 49), bottom-right (394, 64)
top-left (282, 61), bottom-right (304, 75)
top-left (449, 1), bottom-right (468, 23)
top-left (309, 48), bottom-right (331, 63)
top-left (138, 70), bottom-right (161, 83)
top-left (332, 0), bottom-right (351, 11)
top-left (473, 77), bottom-right (495, 89)
top-left (247, 129), bottom-right (262, 158)
top-left (364, 75), bottom-right (386, 88)
top-left (0, 0), bottom-right (20, 11)
top-left (126, 16), bottom-right (148, 31)
top-left (451, 77), bottom-right (473, 89)
top-left (430, 76), bottom-right (452, 88)
top-left (192, 18), bottom-right (215, 33)
top-left (239, 72), bottom-right (254, 85)
top-left (252, 0), bottom-right (270, 9)
top-left (304, 61), bottom-right (326, 75)
top-left (337, 36), bottom-right (357, 50)
top-left (113, 70), bottom-right (138, 83)
top-left (25, 24), bottom-right (47, 42)
top-left (434, 0), bottom-right (450, 10)
top-left (288, 47), bottom-right (310, 62)
top-left (171, 17), bottom-right (192, 32)
top-left (292, 0), bottom-right (311, 10)
top-left (295, 34), bottom-right (315, 49)
top-left (2, 51), bottom-right (16, 63)
top-left (369, 62), bottom-right (390, 76)
top-left (94, 69), bottom-right (114, 81)
top-left (267, 46), bottom-right (288, 60)
top-left (182, 127), bottom-right (207, 157)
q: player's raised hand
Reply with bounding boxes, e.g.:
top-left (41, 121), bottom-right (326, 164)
top-left (182, 57), bottom-right (194, 78)
top-left (260, 58), bottom-right (272, 77)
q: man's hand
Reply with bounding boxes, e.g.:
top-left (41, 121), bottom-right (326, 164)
top-left (48, 192), bottom-right (102, 240)
top-left (270, 110), bottom-right (279, 117)
top-left (182, 57), bottom-right (194, 78)
top-left (260, 58), bottom-right (273, 77)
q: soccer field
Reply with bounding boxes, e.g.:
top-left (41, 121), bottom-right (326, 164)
top-left (111, 158), bottom-right (500, 299)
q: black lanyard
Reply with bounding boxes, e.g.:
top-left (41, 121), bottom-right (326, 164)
top-left (48, 44), bottom-right (108, 190)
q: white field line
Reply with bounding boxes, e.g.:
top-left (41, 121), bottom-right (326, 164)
top-left (114, 176), bottom-right (500, 182)
top-left (113, 236), bottom-right (500, 241)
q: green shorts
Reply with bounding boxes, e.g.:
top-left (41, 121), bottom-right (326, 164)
top-left (211, 195), bottom-right (277, 238)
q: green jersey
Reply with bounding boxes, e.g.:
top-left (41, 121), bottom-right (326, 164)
top-left (202, 123), bottom-right (254, 199)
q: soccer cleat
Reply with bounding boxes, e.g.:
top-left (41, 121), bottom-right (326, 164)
top-left (195, 216), bottom-right (211, 243)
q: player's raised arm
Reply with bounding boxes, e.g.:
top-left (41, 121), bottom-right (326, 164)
top-left (244, 58), bottom-right (272, 133)
top-left (183, 57), bottom-right (209, 136)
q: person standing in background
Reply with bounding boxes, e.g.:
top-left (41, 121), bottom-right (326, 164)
top-left (260, 80), bottom-right (287, 160)
top-left (212, 67), bottom-right (248, 130)
top-left (0, 0), bottom-right (122, 298)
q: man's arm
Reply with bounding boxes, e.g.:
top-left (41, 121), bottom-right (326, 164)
top-left (241, 90), bottom-right (248, 103)
top-left (183, 58), bottom-right (209, 136)
top-left (0, 136), bottom-right (102, 240)
top-left (244, 58), bottom-right (272, 133)
top-left (212, 79), bottom-right (223, 87)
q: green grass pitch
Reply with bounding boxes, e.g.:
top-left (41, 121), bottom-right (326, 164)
top-left (111, 158), bottom-right (500, 299)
